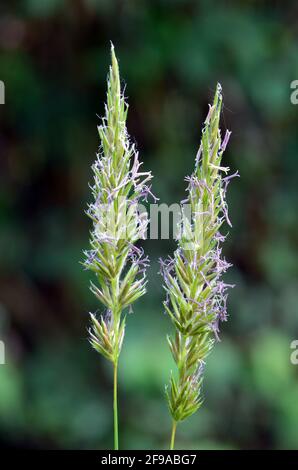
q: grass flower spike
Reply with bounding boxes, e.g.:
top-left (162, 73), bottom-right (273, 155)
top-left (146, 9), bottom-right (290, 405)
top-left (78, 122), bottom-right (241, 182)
top-left (83, 45), bottom-right (153, 450)
top-left (160, 84), bottom-right (238, 449)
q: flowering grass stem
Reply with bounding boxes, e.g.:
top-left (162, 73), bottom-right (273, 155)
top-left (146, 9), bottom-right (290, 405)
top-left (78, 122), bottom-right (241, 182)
top-left (160, 83), bottom-right (238, 449)
top-left (83, 44), bottom-right (153, 450)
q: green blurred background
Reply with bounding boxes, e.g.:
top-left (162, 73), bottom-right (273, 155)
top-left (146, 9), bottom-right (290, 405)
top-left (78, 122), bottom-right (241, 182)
top-left (1, 0), bottom-right (298, 450)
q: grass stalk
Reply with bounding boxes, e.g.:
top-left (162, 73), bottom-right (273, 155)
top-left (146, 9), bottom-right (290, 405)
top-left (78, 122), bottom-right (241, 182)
top-left (113, 361), bottom-right (119, 450)
top-left (170, 420), bottom-right (177, 450)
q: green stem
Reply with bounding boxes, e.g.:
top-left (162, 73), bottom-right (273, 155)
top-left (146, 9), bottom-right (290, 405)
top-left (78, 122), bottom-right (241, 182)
top-left (113, 361), bottom-right (119, 450)
top-left (170, 420), bottom-right (177, 450)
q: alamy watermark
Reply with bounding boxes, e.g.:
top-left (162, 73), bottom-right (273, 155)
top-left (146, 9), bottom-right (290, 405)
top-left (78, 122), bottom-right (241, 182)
top-left (290, 340), bottom-right (298, 365)
top-left (0, 80), bottom-right (4, 104)
top-left (290, 80), bottom-right (298, 104)
top-left (0, 340), bottom-right (5, 365)
top-left (89, 197), bottom-right (213, 251)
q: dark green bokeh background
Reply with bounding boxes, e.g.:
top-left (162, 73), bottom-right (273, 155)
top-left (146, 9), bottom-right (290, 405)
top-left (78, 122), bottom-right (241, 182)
top-left (1, 0), bottom-right (298, 449)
